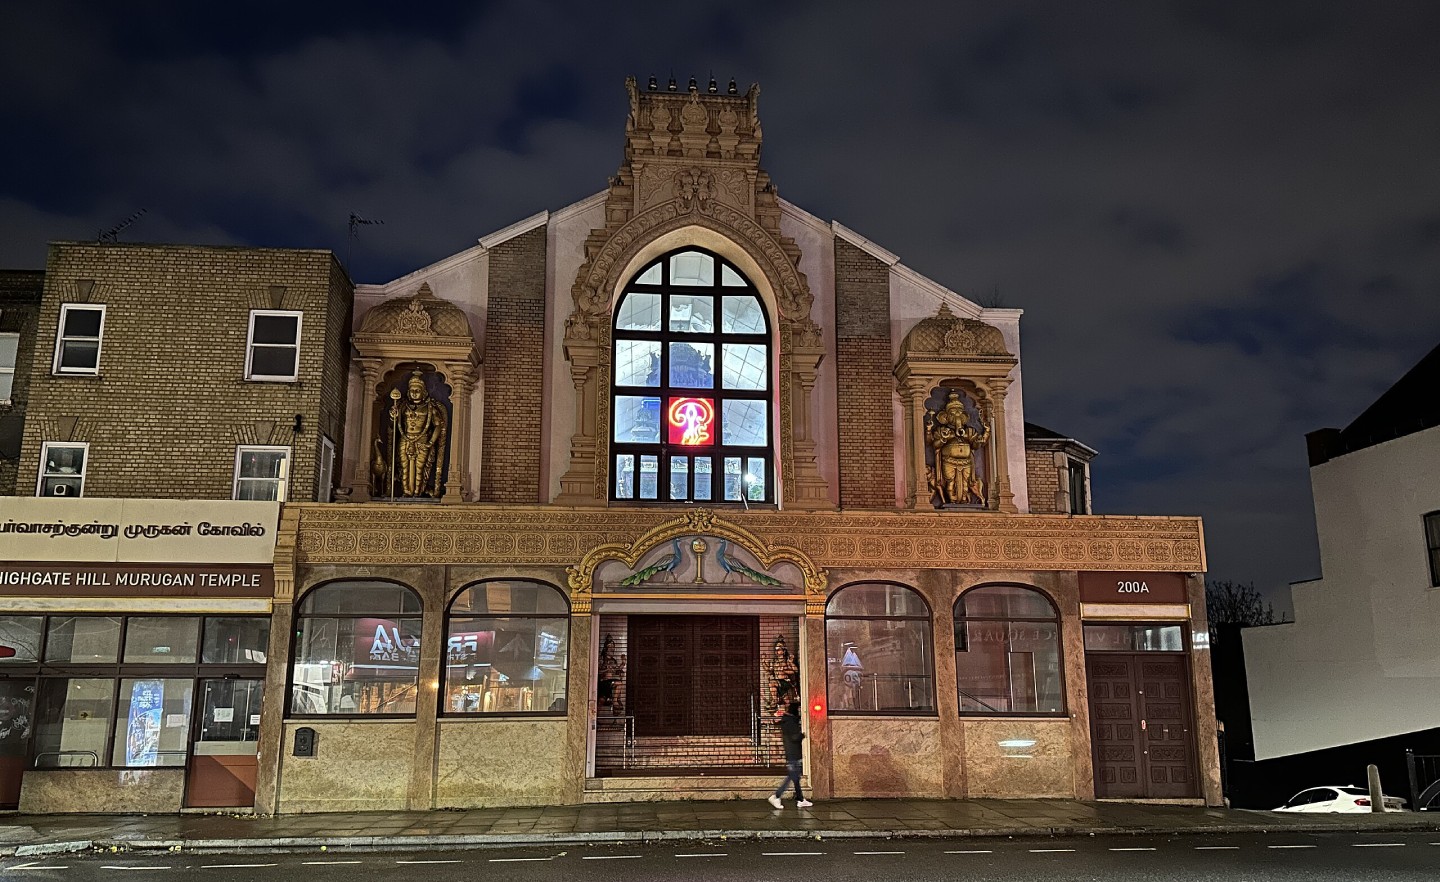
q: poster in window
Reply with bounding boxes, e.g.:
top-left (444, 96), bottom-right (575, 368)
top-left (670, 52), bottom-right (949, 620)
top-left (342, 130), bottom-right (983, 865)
top-left (125, 680), bottom-right (164, 766)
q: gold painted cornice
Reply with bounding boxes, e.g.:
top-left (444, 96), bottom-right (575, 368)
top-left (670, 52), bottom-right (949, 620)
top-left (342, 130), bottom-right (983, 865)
top-left (289, 504), bottom-right (1205, 579)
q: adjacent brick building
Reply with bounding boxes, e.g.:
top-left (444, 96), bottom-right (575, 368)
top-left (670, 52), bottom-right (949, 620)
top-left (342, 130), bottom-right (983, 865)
top-left (15, 243), bottom-right (353, 502)
top-left (0, 270), bottom-right (44, 495)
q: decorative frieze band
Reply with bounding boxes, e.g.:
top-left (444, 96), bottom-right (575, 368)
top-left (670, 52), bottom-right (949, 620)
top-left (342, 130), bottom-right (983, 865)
top-left (288, 504), bottom-right (1204, 574)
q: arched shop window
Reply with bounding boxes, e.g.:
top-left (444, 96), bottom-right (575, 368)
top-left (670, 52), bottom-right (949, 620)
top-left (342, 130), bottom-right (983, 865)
top-left (444, 580), bottom-right (570, 714)
top-left (611, 248), bottom-right (773, 503)
top-left (954, 584), bottom-right (1065, 715)
top-left (824, 583), bottom-right (935, 714)
top-left (290, 580), bottom-right (421, 716)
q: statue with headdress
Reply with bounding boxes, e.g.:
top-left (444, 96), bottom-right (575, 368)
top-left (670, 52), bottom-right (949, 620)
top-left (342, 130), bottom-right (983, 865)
top-left (383, 370), bottom-right (448, 498)
top-left (924, 389), bottom-right (989, 506)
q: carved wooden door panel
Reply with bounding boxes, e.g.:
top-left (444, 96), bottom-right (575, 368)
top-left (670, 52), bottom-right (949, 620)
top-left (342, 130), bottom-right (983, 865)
top-left (1086, 655), bottom-right (1145, 798)
top-left (1138, 656), bottom-right (1197, 798)
top-left (690, 616), bottom-right (758, 736)
top-left (628, 615), bottom-right (758, 738)
top-left (629, 616), bottom-right (692, 737)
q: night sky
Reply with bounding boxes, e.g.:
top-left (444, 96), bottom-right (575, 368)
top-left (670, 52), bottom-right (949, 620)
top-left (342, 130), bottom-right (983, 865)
top-left (4, 2), bottom-right (1439, 610)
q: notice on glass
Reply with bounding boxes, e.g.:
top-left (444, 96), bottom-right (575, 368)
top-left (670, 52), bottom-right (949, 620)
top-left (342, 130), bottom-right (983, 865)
top-left (249, 714), bottom-right (261, 726)
top-left (166, 713), bottom-right (187, 728)
top-left (213, 707), bottom-right (234, 723)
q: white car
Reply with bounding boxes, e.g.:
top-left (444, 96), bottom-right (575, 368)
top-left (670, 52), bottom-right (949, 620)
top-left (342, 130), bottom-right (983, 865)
top-left (1274, 785), bottom-right (1406, 813)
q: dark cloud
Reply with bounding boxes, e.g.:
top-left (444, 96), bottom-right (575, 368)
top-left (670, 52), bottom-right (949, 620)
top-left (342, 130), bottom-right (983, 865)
top-left (2, 1), bottom-right (1438, 608)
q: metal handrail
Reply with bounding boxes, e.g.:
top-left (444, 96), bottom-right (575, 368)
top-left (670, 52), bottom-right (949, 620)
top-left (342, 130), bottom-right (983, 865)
top-left (957, 687), bottom-right (1005, 713)
top-left (33, 750), bottom-right (99, 768)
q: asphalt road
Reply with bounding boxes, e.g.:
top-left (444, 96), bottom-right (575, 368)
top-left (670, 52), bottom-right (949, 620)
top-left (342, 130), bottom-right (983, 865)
top-left (5, 831), bottom-right (1439, 880)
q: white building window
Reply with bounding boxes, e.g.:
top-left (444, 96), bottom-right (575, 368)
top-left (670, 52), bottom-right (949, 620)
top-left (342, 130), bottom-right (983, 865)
top-left (0, 331), bottom-right (17, 402)
top-left (53, 304), bottom-right (105, 375)
top-left (234, 446), bottom-right (290, 501)
top-left (37, 442), bottom-right (88, 497)
top-left (245, 311), bottom-right (302, 381)
top-left (317, 435), bottom-right (335, 503)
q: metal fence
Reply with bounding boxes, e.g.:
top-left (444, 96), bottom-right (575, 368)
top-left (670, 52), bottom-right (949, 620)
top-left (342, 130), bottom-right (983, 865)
top-left (1405, 750), bottom-right (1440, 811)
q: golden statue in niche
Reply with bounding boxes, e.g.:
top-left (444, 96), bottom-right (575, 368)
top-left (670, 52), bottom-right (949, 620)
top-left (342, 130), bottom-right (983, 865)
top-left (380, 370), bottom-right (449, 498)
top-left (924, 389), bottom-right (989, 506)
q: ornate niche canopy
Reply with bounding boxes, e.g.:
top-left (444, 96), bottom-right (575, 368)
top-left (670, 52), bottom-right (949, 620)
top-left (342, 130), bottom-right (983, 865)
top-left (348, 283), bottom-right (480, 503)
top-left (895, 303), bottom-right (1019, 513)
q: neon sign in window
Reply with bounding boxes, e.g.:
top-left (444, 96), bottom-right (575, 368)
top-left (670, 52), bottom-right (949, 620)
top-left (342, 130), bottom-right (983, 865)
top-left (668, 397), bottom-right (715, 446)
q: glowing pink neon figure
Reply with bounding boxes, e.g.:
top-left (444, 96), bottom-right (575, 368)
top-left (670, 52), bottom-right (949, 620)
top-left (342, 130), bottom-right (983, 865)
top-left (668, 397), bottom-right (714, 446)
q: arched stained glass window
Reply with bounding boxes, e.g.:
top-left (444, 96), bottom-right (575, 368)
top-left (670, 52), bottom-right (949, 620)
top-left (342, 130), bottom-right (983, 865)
top-left (611, 248), bottom-right (773, 503)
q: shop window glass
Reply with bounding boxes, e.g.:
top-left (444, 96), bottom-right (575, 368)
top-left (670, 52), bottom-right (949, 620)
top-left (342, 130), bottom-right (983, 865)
top-left (0, 617), bottom-right (43, 664)
top-left (955, 585), bottom-right (1065, 715)
top-left (291, 581), bottom-right (421, 716)
top-left (0, 681), bottom-right (34, 764)
top-left (110, 678), bottom-right (193, 767)
top-left (611, 248), bottom-right (772, 505)
top-left (32, 678), bottom-right (113, 768)
top-left (825, 583), bottom-right (935, 713)
top-left (1082, 623), bottom-right (1185, 652)
top-left (45, 616), bottom-right (121, 664)
top-left (444, 581), bottom-right (570, 715)
top-left (202, 617), bottom-right (270, 664)
top-left (123, 617), bottom-right (200, 664)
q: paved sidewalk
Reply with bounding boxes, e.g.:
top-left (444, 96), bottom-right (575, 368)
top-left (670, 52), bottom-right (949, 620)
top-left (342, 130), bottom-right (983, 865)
top-left (4, 799), bottom-right (1439, 857)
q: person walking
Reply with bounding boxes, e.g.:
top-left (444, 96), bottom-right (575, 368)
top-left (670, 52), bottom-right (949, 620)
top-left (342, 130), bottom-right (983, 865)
top-left (768, 700), bottom-right (813, 808)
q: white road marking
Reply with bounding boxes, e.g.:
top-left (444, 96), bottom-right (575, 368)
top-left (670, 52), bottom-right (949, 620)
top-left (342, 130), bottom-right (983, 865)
top-left (490, 857), bottom-right (555, 862)
top-left (763, 852), bottom-right (827, 856)
top-left (302, 860), bottom-right (364, 865)
top-left (946, 849), bottom-right (993, 854)
top-left (675, 853), bottom-right (729, 858)
top-left (102, 868), bottom-right (171, 871)
top-left (1195, 846), bottom-right (1240, 850)
top-left (1352, 843), bottom-right (1405, 847)
top-left (855, 850), bottom-right (905, 855)
top-left (582, 855), bottom-right (642, 860)
top-left (203, 865), bottom-right (278, 869)
top-left (1268, 845), bottom-right (1317, 849)
top-left (10, 864), bottom-right (69, 871)
top-left (1109, 847), bottom-right (1157, 851)
top-left (396, 859), bottom-right (463, 864)
top-left (1030, 848), bottom-right (1077, 853)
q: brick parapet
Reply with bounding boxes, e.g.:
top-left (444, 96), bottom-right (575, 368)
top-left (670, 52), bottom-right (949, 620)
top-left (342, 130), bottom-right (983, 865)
top-left (833, 240), bottom-right (895, 508)
top-left (479, 227), bottom-right (546, 502)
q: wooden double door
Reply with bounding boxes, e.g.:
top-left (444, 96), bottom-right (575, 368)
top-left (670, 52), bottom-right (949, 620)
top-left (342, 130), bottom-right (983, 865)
top-left (628, 615), bottom-right (758, 738)
top-left (1086, 653), bottom-right (1197, 798)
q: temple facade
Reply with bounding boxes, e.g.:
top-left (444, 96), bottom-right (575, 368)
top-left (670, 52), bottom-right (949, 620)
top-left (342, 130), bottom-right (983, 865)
top-left (0, 78), bottom-right (1218, 814)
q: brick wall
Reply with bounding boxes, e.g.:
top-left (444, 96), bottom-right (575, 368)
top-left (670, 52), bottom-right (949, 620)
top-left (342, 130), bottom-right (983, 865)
top-left (0, 271), bottom-right (44, 495)
top-left (479, 227), bottom-right (546, 502)
top-left (1026, 448), bottom-right (1061, 514)
top-left (833, 239), bottom-right (895, 508)
top-left (18, 243), bottom-right (352, 501)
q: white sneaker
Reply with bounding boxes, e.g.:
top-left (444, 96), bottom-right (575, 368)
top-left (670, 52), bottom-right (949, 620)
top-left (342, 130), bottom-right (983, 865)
top-left (797, 799), bottom-right (814, 808)
top-left (767, 795), bottom-right (784, 809)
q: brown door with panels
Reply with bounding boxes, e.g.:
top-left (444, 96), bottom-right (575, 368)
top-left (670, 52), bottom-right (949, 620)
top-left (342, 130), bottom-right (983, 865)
top-left (1086, 655), bottom-right (1146, 797)
top-left (1086, 639), bottom-right (1198, 799)
top-left (628, 615), bottom-right (757, 738)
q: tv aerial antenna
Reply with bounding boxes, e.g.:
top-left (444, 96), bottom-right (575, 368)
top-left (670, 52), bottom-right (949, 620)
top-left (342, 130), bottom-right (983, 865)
top-left (347, 211), bottom-right (384, 269)
top-left (97, 208), bottom-right (148, 243)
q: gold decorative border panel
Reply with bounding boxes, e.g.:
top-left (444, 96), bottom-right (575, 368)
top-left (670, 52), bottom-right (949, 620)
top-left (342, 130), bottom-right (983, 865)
top-left (288, 505), bottom-right (1205, 574)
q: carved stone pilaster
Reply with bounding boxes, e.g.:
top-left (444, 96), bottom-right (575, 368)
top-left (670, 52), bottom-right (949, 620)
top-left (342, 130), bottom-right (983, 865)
top-left (350, 359), bottom-right (383, 502)
top-left (988, 381), bottom-right (1019, 513)
top-left (444, 363), bottom-right (477, 503)
top-left (556, 334), bottom-right (604, 505)
top-left (784, 321), bottom-right (832, 510)
top-left (898, 377), bottom-right (930, 510)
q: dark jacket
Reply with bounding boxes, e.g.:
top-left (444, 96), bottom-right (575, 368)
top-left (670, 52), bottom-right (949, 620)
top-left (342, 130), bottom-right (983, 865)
top-left (779, 712), bottom-right (805, 761)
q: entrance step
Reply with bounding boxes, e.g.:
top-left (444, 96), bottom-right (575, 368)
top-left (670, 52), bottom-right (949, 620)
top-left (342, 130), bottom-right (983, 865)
top-left (583, 774), bottom-right (806, 803)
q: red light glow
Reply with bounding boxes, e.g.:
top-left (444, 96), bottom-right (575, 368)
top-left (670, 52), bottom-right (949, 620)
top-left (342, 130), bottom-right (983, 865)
top-left (667, 397), bottom-right (715, 446)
